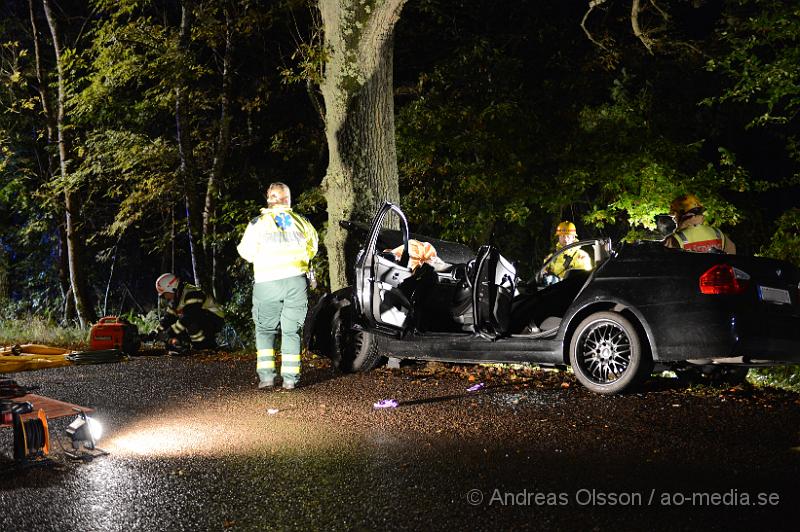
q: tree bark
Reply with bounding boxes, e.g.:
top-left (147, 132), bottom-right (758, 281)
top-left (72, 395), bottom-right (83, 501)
top-left (175, 0), bottom-right (205, 289)
top-left (203, 3), bottom-right (234, 299)
top-left (42, 0), bottom-right (96, 327)
top-left (319, 0), bottom-right (405, 290)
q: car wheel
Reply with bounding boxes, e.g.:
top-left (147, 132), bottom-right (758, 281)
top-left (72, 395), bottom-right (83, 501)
top-left (569, 311), bottom-right (651, 394)
top-left (675, 365), bottom-right (749, 386)
top-left (331, 306), bottom-right (382, 373)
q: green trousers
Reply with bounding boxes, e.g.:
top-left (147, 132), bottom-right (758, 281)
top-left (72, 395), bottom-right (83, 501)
top-left (253, 275), bottom-right (308, 385)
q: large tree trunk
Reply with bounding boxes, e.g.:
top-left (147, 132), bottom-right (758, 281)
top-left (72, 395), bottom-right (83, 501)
top-left (175, 0), bottom-right (205, 289)
top-left (42, 0), bottom-right (96, 327)
top-left (319, 0), bottom-right (405, 290)
top-left (203, 4), bottom-right (234, 299)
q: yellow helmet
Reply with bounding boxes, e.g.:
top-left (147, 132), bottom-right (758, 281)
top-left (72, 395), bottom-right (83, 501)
top-left (555, 221), bottom-right (577, 236)
top-left (669, 194), bottom-right (704, 217)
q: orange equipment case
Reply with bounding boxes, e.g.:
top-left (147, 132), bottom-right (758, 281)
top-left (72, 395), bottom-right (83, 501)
top-left (89, 316), bottom-right (141, 354)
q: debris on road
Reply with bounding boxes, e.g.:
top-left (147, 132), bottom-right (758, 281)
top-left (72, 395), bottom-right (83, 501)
top-left (267, 408), bottom-right (279, 415)
top-left (373, 399), bottom-right (399, 409)
top-left (467, 382), bottom-right (485, 392)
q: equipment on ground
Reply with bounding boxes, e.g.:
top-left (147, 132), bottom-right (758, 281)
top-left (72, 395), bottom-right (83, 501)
top-left (88, 316), bottom-right (141, 354)
top-left (12, 409), bottom-right (50, 462)
top-left (1, 344), bottom-right (127, 374)
top-left (65, 409), bottom-right (107, 460)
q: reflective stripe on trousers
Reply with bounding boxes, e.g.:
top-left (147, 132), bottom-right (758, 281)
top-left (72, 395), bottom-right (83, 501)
top-left (257, 348), bottom-right (276, 382)
top-left (252, 275), bottom-right (308, 385)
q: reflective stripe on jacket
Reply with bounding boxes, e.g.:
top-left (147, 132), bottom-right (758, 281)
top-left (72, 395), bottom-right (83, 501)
top-left (672, 225), bottom-right (724, 253)
top-left (160, 282), bottom-right (224, 336)
top-left (237, 206), bottom-right (319, 282)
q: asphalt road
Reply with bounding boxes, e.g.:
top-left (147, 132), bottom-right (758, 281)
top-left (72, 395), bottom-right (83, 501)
top-left (1, 354), bottom-right (799, 531)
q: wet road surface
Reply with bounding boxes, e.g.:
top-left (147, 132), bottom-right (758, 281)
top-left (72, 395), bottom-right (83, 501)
top-left (1, 354), bottom-right (799, 531)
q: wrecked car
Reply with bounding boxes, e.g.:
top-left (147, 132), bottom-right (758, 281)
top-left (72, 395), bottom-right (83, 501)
top-left (305, 202), bottom-right (800, 394)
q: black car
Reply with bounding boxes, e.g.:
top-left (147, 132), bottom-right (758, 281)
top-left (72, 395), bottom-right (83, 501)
top-left (305, 202), bottom-right (800, 394)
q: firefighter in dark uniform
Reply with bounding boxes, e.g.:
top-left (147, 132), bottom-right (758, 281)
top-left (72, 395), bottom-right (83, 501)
top-left (150, 273), bottom-right (225, 352)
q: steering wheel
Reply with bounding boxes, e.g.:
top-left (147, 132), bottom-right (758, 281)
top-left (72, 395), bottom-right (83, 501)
top-left (534, 259), bottom-right (556, 286)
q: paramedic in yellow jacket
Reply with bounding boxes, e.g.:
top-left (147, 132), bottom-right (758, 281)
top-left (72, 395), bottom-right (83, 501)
top-left (664, 194), bottom-right (736, 254)
top-left (237, 182), bottom-right (319, 390)
top-left (544, 221), bottom-right (593, 280)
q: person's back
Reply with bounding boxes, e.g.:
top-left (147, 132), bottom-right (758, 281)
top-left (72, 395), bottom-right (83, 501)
top-left (664, 194), bottom-right (735, 254)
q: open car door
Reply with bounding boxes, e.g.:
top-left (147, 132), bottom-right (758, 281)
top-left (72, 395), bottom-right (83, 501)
top-left (473, 245), bottom-right (517, 338)
top-left (354, 202), bottom-right (415, 335)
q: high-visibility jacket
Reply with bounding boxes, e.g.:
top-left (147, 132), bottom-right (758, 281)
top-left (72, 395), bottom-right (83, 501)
top-left (671, 224), bottom-right (726, 253)
top-left (237, 206), bottom-right (319, 283)
top-left (158, 282), bottom-right (224, 337)
top-left (545, 246), bottom-right (593, 279)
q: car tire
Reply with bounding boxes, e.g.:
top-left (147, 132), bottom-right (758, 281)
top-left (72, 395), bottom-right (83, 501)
top-left (675, 365), bottom-right (749, 386)
top-left (569, 311), bottom-right (652, 394)
top-left (330, 306), bottom-right (382, 373)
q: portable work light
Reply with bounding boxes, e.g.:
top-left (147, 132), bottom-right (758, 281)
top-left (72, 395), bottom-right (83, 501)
top-left (65, 411), bottom-right (105, 455)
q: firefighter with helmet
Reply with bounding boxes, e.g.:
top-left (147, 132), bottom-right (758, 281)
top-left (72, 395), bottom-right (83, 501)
top-left (664, 194), bottom-right (736, 254)
top-left (543, 221), bottom-right (593, 282)
top-left (149, 273), bottom-right (225, 353)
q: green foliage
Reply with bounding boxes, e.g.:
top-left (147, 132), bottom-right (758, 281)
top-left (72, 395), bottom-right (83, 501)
top-left (397, 38), bottom-right (544, 266)
top-left (760, 208), bottom-right (800, 263)
top-left (565, 78), bottom-right (750, 240)
top-left (751, 366), bottom-right (800, 393)
top-left (704, 0), bottom-right (800, 129)
top-left (396, 22), bottom-right (752, 270)
top-left (704, 0), bottom-right (800, 180)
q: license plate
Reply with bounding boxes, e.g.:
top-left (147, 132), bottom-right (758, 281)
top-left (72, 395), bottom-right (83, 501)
top-left (758, 285), bottom-right (791, 304)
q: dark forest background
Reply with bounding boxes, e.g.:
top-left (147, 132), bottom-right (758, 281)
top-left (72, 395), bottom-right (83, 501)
top-left (1, 0), bottom-right (798, 338)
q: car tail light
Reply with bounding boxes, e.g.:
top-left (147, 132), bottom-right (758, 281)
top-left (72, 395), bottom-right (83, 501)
top-left (699, 264), bottom-right (750, 295)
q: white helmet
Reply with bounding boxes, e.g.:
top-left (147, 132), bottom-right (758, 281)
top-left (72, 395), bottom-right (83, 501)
top-left (155, 273), bottom-right (179, 295)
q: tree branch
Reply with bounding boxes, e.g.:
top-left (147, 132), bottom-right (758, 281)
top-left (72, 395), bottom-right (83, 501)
top-left (631, 0), bottom-right (654, 54)
top-left (359, 0), bottom-right (406, 64)
top-left (581, 0), bottom-right (609, 52)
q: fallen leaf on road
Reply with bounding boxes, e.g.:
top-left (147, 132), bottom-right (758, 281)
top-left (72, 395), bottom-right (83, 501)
top-left (560, 382), bottom-right (570, 389)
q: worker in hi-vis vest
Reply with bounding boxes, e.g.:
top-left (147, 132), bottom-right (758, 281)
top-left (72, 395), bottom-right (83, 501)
top-left (543, 221), bottom-right (593, 280)
top-left (236, 182), bottom-right (318, 390)
top-left (664, 194), bottom-right (736, 254)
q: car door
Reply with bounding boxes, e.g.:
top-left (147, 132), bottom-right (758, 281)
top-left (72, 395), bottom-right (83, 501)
top-left (354, 202), bottom-right (415, 334)
top-left (473, 245), bottom-right (517, 337)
